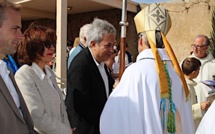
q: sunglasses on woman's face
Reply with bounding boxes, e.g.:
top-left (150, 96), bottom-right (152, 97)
top-left (45, 42), bottom-right (56, 48)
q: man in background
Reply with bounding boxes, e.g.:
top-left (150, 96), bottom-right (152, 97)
top-left (187, 35), bottom-right (214, 118)
top-left (67, 24), bottom-right (91, 69)
top-left (189, 34), bottom-right (215, 82)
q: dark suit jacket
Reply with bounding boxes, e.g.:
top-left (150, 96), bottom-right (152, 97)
top-left (66, 48), bottom-right (114, 134)
top-left (0, 70), bottom-right (36, 134)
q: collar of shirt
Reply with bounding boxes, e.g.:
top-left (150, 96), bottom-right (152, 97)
top-left (0, 60), bottom-right (10, 75)
top-left (32, 62), bottom-right (52, 80)
top-left (89, 48), bottom-right (109, 97)
top-left (89, 48), bottom-right (105, 67)
top-left (185, 78), bottom-right (197, 86)
top-left (191, 52), bottom-right (214, 63)
top-left (0, 59), bottom-right (22, 117)
top-left (136, 49), bottom-right (171, 61)
top-left (79, 43), bottom-right (86, 49)
top-left (0, 59), bottom-right (7, 66)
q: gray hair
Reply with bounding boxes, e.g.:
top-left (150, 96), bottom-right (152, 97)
top-left (86, 18), bottom-right (116, 47)
top-left (139, 31), bottom-right (164, 48)
top-left (0, 0), bottom-right (21, 27)
top-left (195, 34), bottom-right (211, 46)
top-left (79, 23), bottom-right (91, 44)
top-left (139, 32), bottom-right (149, 46)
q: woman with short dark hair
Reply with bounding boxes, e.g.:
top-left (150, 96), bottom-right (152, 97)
top-left (15, 23), bottom-right (72, 134)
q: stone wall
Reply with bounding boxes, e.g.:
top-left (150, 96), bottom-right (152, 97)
top-left (149, 0), bottom-right (214, 62)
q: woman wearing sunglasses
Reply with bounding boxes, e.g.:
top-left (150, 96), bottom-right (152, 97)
top-left (15, 23), bottom-right (72, 134)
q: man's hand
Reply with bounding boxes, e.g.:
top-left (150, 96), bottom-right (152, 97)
top-left (201, 101), bottom-right (211, 110)
top-left (113, 79), bottom-right (119, 89)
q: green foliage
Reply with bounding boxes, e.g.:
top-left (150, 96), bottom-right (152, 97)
top-left (210, 6), bottom-right (215, 58)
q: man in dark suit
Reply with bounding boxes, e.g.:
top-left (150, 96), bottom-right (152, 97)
top-left (0, 1), bottom-right (36, 134)
top-left (66, 18), bottom-right (115, 134)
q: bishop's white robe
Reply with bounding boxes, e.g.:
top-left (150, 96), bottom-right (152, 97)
top-left (100, 49), bottom-right (195, 134)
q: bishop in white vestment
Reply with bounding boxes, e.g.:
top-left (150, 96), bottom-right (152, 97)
top-left (100, 3), bottom-right (195, 134)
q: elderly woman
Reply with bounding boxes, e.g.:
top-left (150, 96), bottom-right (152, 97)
top-left (15, 24), bottom-right (72, 134)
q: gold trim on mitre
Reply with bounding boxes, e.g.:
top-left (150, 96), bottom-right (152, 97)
top-left (134, 3), bottom-right (189, 100)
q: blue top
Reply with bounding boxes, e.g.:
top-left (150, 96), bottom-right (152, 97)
top-left (67, 43), bottom-right (85, 69)
top-left (3, 54), bottom-right (19, 74)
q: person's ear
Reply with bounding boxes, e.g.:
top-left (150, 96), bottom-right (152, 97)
top-left (191, 70), bottom-right (198, 78)
top-left (90, 41), bottom-right (96, 48)
top-left (191, 70), bottom-right (196, 75)
top-left (84, 37), bottom-right (87, 42)
top-left (139, 37), bottom-right (143, 46)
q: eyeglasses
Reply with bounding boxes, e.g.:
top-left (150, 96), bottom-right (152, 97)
top-left (45, 42), bottom-right (56, 49)
top-left (191, 44), bottom-right (208, 49)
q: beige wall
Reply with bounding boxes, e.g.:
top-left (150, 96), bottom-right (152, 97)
top-left (151, 0), bottom-right (214, 62)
